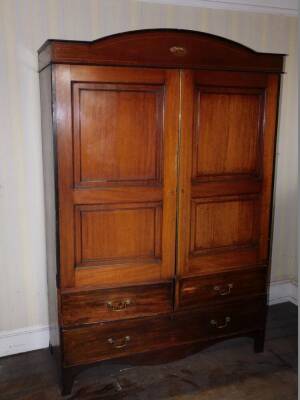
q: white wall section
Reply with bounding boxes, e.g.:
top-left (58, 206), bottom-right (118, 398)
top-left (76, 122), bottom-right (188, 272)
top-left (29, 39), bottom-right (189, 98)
top-left (138, 0), bottom-right (298, 16)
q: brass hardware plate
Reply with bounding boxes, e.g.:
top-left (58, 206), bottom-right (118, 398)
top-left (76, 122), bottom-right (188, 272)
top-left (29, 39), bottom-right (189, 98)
top-left (107, 299), bottom-right (132, 312)
top-left (210, 316), bottom-right (231, 329)
top-left (169, 46), bottom-right (187, 56)
top-left (108, 335), bottom-right (131, 349)
top-left (213, 283), bottom-right (234, 296)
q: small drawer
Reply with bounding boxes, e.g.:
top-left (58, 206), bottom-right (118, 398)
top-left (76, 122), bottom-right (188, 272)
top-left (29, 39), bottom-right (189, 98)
top-left (178, 267), bottom-right (267, 309)
top-left (61, 282), bottom-right (173, 326)
top-left (63, 297), bottom-right (266, 366)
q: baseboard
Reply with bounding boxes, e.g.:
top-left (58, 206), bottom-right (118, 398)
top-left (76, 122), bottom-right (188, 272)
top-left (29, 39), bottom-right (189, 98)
top-left (0, 280), bottom-right (297, 357)
top-left (0, 325), bottom-right (49, 358)
top-left (268, 280), bottom-right (298, 306)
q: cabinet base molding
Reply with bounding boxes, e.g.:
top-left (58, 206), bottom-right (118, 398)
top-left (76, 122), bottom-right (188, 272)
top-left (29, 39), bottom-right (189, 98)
top-left (58, 330), bottom-right (265, 396)
top-left (56, 297), bottom-right (266, 394)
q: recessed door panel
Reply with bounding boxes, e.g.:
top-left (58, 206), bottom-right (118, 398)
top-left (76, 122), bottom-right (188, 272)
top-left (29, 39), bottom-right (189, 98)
top-left (191, 196), bottom-right (258, 253)
top-left (194, 90), bottom-right (262, 178)
top-left (178, 70), bottom-right (279, 277)
top-left (55, 65), bottom-right (179, 288)
top-left (75, 203), bottom-right (162, 266)
top-left (73, 83), bottom-right (163, 186)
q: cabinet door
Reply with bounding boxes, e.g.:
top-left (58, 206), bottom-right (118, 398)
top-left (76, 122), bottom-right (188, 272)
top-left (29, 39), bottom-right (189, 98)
top-left (177, 70), bottom-right (279, 277)
top-left (55, 65), bottom-right (179, 289)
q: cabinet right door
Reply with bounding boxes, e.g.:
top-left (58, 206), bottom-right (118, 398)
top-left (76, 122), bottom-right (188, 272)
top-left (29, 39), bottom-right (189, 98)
top-left (177, 70), bottom-right (280, 279)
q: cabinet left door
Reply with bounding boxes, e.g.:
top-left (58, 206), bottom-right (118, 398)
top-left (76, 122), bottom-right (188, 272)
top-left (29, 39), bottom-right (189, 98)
top-left (54, 65), bottom-right (179, 289)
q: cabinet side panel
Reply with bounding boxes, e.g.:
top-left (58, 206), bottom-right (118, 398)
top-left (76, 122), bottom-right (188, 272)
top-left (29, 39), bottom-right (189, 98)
top-left (40, 65), bottom-right (60, 353)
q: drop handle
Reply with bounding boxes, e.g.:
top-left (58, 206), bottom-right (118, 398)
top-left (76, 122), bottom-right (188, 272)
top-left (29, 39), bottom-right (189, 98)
top-left (106, 299), bottom-right (132, 312)
top-left (210, 316), bottom-right (231, 329)
top-left (108, 336), bottom-right (131, 349)
top-left (213, 283), bottom-right (233, 296)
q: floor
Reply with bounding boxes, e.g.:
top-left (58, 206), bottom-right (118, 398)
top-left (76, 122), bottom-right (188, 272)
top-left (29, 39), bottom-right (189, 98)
top-left (0, 302), bottom-right (297, 400)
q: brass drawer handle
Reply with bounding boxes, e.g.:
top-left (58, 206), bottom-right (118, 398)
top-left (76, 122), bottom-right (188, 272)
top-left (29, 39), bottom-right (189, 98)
top-left (108, 335), bottom-right (131, 349)
top-left (210, 316), bottom-right (231, 329)
top-left (107, 299), bottom-right (132, 312)
top-left (214, 283), bottom-right (233, 296)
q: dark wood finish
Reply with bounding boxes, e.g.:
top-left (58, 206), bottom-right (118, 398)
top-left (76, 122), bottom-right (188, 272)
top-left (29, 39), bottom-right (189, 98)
top-left (38, 29), bottom-right (284, 73)
top-left (63, 297), bottom-right (266, 367)
top-left (254, 330), bottom-right (266, 353)
top-left (39, 65), bottom-right (61, 360)
top-left (61, 282), bottom-right (173, 326)
top-left (39, 29), bottom-right (283, 395)
top-left (60, 367), bottom-right (76, 396)
top-left (177, 267), bottom-right (267, 309)
top-left (60, 328), bottom-right (267, 393)
top-left (1, 303), bottom-right (296, 399)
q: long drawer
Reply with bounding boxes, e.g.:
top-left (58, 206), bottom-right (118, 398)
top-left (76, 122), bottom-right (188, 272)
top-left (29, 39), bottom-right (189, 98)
top-left (63, 297), bottom-right (266, 366)
top-left (177, 267), bottom-right (267, 309)
top-left (61, 282), bottom-right (173, 326)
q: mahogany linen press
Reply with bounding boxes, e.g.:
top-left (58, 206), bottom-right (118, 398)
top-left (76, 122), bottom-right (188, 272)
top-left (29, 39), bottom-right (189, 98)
top-left (38, 29), bottom-right (284, 395)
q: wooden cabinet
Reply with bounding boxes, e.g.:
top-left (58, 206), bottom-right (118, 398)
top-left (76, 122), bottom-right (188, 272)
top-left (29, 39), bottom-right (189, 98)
top-left (39, 29), bottom-right (283, 395)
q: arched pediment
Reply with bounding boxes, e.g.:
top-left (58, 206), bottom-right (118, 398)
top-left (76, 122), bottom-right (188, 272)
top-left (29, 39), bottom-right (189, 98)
top-left (39, 29), bottom-right (284, 72)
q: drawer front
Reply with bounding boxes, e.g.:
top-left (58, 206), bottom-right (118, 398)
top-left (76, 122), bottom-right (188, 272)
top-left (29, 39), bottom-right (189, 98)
top-left (63, 297), bottom-right (266, 366)
top-left (61, 282), bottom-right (173, 326)
top-left (178, 267), bottom-right (267, 309)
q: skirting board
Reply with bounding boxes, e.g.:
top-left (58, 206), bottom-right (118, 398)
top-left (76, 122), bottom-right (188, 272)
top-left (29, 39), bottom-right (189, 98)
top-left (0, 280), bottom-right (297, 358)
top-left (0, 325), bottom-right (49, 358)
top-left (268, 279), bottom-right (298, 306)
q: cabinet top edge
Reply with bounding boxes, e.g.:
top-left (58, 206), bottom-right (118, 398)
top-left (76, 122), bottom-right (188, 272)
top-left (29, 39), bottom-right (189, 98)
top-left (38, 29), bottom-right (285, 73)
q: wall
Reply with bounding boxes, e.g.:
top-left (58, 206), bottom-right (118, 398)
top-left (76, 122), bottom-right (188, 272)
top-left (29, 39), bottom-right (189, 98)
top-left (0, 0), bottom-right (297, 355)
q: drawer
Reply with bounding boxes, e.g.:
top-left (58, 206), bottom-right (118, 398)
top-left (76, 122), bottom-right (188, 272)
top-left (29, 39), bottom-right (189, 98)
top-left (178, 267), bottom-right (267, 309)
top-left (63, 297), bottom-right (266, 366)
top-left (61, 282), bottom-right (173, 326)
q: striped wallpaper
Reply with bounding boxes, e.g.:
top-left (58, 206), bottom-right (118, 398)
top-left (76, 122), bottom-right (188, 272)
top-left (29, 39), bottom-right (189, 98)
top-left (0, 0), bottom-right (297, 331)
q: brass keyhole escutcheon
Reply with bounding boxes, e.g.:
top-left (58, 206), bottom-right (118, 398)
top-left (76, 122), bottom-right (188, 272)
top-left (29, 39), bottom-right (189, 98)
top-left (169, 46), bottom-right (187, 56)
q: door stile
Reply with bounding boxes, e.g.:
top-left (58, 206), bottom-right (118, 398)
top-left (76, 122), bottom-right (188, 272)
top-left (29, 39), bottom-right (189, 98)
top-left (160, 70), bottom-right (181, 280)
top-left (54, 64), bottom-right (75, 288)
top-left (176, 70), bottom-right (195, 279)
